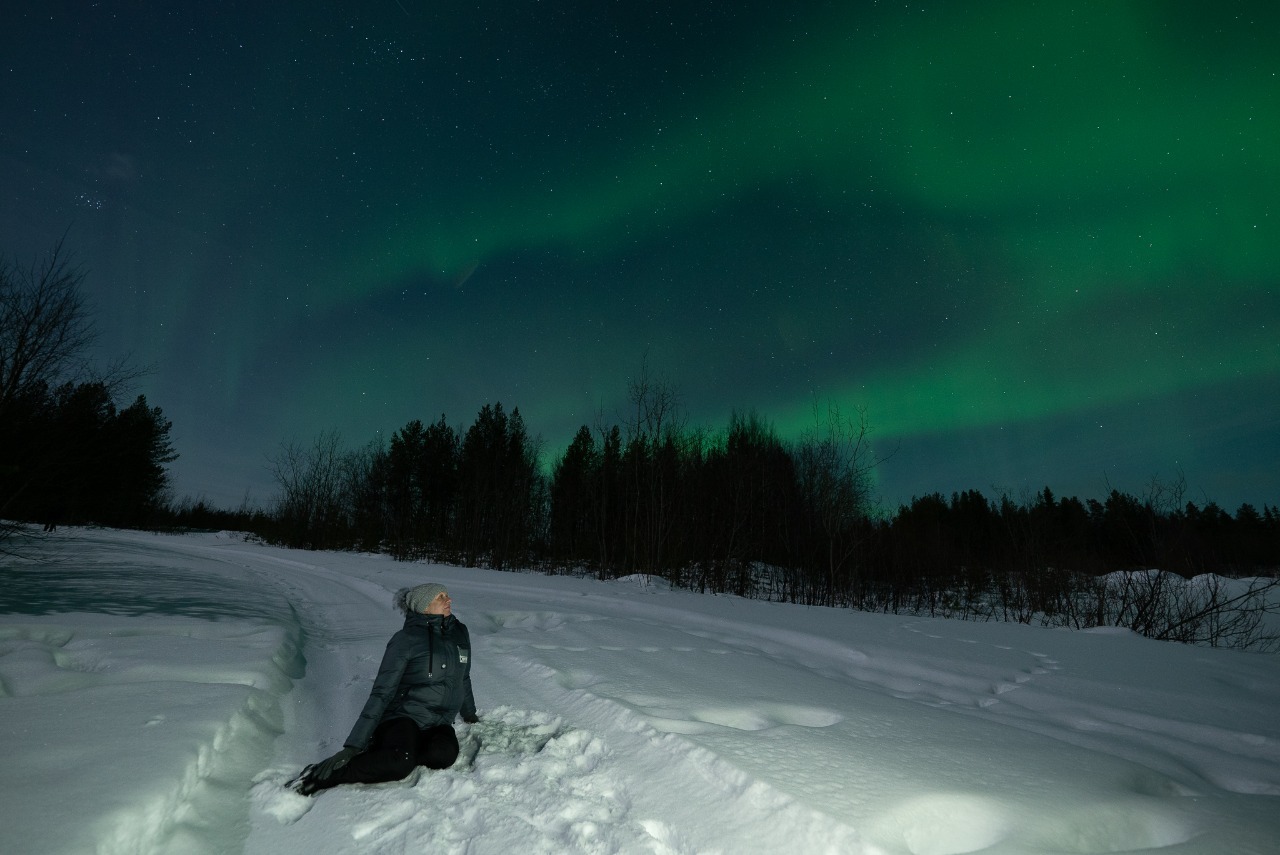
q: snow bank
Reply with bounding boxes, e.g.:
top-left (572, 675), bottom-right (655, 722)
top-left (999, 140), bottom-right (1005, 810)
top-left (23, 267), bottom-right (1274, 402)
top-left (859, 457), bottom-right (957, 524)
top-left (0, 612), bottom-right (303, 854)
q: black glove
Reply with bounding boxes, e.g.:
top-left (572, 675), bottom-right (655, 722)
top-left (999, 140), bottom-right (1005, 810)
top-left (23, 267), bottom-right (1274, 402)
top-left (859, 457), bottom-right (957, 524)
top-left (462, 713), bottom-right (480, 724)
top-left (313, 746), bottom-right (361, 781)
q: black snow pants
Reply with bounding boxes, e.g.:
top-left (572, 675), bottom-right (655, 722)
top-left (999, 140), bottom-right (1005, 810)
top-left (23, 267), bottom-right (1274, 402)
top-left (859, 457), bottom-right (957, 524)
top-left (325, 718), bottom-right (459, 788)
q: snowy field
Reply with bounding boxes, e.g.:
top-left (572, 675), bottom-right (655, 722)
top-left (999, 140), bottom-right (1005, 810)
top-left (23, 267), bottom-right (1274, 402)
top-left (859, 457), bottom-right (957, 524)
top-left (2, 528), bottom-right (1278, 855)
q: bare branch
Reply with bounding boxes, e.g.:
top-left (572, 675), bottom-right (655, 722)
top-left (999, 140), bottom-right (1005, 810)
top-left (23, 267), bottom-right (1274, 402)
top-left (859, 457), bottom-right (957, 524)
top-left (0, 239), bottom-right (98, 409)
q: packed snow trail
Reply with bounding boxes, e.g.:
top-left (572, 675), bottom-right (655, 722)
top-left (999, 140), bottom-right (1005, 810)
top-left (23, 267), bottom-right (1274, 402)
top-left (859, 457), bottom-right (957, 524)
top-left (2, 529), bottom-right (1279, 854)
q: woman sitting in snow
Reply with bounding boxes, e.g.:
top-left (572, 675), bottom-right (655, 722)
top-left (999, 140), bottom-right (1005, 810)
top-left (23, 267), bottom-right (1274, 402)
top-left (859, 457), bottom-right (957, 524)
top-left (292, 583), bottom-right (479, 795)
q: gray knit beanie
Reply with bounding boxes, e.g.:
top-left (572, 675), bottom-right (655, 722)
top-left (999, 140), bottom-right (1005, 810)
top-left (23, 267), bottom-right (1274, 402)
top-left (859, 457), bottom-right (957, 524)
top-left (396, 583), bottom-right (448, 615)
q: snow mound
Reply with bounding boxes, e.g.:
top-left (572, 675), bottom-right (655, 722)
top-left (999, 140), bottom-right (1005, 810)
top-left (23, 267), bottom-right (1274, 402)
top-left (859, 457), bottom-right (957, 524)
top-left (611, 573), bottom-right (672, 591)
top-left (0, 613), bottom-right (303, 855)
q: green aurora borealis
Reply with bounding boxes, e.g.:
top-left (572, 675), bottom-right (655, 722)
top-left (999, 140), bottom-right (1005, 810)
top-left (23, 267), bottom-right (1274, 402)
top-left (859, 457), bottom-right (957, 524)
top-left (2, 0), bottom-right (1277, 508)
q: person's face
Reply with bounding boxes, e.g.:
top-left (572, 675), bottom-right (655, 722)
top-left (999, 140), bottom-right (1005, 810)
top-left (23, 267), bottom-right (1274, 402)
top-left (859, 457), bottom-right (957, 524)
top-left (425, 592), bottom-right (452, 616)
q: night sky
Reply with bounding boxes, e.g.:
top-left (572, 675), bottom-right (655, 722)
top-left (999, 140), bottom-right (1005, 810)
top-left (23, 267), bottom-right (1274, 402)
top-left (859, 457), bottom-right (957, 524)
top-left (3, 1), bottom-right (1277, 511)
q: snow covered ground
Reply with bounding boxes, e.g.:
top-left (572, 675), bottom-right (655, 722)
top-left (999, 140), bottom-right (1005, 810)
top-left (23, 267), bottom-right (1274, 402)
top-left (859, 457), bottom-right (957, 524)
top-left (2, 528), bottom-right (1278, 855)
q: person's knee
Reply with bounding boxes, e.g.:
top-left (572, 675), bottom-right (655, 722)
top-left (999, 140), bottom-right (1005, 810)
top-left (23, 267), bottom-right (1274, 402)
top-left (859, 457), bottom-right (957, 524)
top-left (420, 725), bottom-right (459, 769)
top-left (422, 746), bottom-right (458, 769)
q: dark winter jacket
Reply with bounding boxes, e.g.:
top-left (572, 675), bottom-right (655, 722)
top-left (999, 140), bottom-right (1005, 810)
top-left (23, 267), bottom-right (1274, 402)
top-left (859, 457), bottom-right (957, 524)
top-left (344, 613), bottom-right (476, 750)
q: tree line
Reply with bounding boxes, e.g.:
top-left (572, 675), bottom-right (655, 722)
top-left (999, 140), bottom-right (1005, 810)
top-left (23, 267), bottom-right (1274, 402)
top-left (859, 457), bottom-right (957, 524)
top-left (249, 378), bottom-right (1279, 650)
top-left (255, 365), bottom-right (882, 589)
top-left (255, 365), bottom-right (883, 590)
top-left (262, 403), bottom-right (543, 566)
top-left (1, 379), bottom-right (176, 529)
top-left (1, 242), bottom-right (177, 533)
top-left (258, 402), bottom-right (1280, 592)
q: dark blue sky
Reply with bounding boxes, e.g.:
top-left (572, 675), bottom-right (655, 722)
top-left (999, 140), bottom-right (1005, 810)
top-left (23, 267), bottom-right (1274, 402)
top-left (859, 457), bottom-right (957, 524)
top-left (3, 1), bottom-right (1277, 511)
